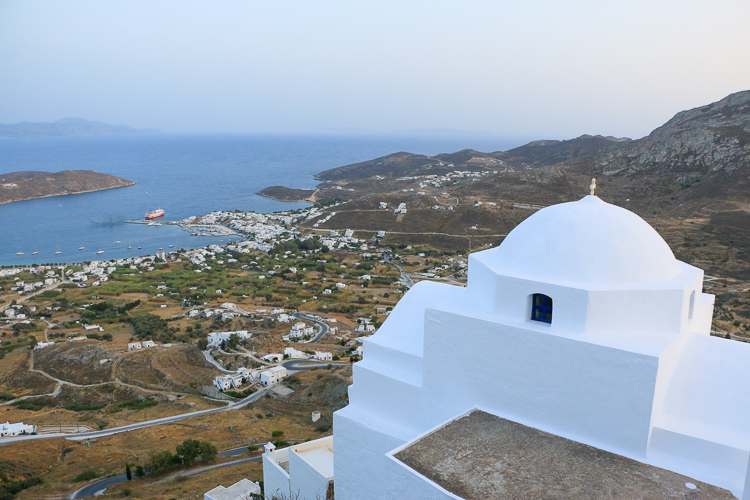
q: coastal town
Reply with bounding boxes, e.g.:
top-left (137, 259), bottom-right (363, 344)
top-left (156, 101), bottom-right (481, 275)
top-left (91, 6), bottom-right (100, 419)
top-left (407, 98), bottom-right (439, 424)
top-left (0, 194), bottom-right (479, 498)
top-left (2, 165), bottom-right (750, 498)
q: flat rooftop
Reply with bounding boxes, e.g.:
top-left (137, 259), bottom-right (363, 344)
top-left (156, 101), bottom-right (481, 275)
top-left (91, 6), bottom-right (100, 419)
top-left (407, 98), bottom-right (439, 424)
top-left (295, 444), bottom-right (334, 478)
top-left (393, 410), bottom-right (735, 499)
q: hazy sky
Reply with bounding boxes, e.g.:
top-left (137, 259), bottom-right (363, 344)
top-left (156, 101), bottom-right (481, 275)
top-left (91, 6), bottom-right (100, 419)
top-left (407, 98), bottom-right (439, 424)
top-left (1, 0), bottom-right (748, 139)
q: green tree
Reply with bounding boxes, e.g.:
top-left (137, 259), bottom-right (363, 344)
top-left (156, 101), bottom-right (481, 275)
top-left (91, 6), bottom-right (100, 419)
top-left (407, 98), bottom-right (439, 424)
top-left (125, 463), bottom-right (132, 481)
top-left (134, 465), bottom-right (145, 478)
top-left (199, 441), bottom-right (217, 462)
top-left (176, 439), bottom-right (202, 464)
top-left (147, 450), bottom-right (177, 473)
top-left (197, 338), bottom-right (208, 350)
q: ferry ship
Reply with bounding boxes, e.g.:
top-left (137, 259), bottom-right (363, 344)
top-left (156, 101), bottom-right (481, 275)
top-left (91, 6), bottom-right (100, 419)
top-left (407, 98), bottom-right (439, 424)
top-left (145, 208), bottom-right (165, 220)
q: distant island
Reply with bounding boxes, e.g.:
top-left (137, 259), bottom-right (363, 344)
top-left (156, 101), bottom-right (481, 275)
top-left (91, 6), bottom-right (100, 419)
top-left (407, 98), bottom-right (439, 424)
top-left (0, 170), bottom-right (135, 204)
top-left (0, 117), bottom-right (160, 138)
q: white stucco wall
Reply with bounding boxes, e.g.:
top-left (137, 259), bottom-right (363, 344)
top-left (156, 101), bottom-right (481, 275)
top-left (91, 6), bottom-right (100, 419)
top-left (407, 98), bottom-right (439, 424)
top-left (307, 196), bottom-right (750, 499)
top-left (262, 448), bottom-right (290, 500)
top-left (288, 438), bottom-right (333, 500)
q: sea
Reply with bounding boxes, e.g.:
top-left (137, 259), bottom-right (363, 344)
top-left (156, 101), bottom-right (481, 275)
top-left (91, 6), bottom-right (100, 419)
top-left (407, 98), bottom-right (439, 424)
top-left (0, 133), bottom-right (524, 267)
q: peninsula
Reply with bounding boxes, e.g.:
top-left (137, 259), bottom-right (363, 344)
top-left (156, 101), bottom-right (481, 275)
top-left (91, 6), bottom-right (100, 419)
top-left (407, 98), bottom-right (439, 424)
top-left (0, 170), bottom-right (135, 204)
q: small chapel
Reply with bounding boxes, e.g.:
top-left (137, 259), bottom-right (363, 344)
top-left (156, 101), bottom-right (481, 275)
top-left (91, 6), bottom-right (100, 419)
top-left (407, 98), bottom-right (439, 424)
top-left (263, 190), bottom-right (750, 499)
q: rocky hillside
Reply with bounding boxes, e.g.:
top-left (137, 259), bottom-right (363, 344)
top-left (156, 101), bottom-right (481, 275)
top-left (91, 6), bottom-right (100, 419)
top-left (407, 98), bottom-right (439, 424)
top-left (308, 90), bottom-right (749, 216)
top-left (595, 90), bottom-right (750, 177)
top-left (315, 151), bottom-right (487, 181)
top-left (0, 117), bottom-right (160, 138)
top-left (0, 170), bottom-right (135, 204)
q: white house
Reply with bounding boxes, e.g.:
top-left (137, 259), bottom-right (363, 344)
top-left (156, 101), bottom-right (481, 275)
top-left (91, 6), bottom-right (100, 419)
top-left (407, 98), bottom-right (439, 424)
top-left (213, 376), bottom-right (232, 391)
top-left (142, 340), bottom-right (156, 348)
top-left (127, 342), bottom-right (142, 351)
top-left (260, 366), bottom-right (288, 386)
top-left (261, 353), bottom-right (283, 363)
top-left (283, 347), bottom-right (308, 359)
top-left (288, 322), bottom-right (314, 339)
top-left (204, 478), bottom-right (261, 500)
top-left (236, 367), bottom-right (254, 382)
top-left (265, 194), bottom-right (750, 499)
top-left (214, 374), bottom-right (245, 391)
top-left (314, 351), bottom-right (333, 361)
top-left (0, 421), bottom-right (36, 437)
top-left (278, 313), bottom-right (291, 323)
top-left (263, 436), bottom-right (334, 500)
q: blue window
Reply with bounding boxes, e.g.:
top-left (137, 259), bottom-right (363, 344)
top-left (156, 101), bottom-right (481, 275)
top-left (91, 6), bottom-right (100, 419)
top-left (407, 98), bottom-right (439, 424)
top-left (531, 294), bottom-right (553, 324)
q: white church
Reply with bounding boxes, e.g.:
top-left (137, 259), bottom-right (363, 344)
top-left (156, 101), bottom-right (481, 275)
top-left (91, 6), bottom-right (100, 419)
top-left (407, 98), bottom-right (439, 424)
top-left (263, 193), bottom-right (750, 499)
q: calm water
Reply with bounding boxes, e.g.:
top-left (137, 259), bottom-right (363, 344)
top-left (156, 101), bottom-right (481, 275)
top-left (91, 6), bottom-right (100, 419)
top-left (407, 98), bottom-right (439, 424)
top-left (0, 133), bottom-right (523, 266)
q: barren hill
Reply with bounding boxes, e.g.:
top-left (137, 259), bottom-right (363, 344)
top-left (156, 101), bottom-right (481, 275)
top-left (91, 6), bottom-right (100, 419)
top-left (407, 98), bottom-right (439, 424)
top-left (0, 169), bottom-right (135, 204)
top-left (307, 90), bottom-right (750, 217)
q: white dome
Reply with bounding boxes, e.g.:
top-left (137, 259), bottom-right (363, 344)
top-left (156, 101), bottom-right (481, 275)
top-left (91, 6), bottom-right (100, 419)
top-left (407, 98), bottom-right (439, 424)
top-left (487, 196), bottom-right (680, 286)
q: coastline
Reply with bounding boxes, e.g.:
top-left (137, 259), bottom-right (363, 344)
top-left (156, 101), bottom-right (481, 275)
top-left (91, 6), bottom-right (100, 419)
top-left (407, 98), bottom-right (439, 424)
top-left (0, 182), bottom-right (135, 205)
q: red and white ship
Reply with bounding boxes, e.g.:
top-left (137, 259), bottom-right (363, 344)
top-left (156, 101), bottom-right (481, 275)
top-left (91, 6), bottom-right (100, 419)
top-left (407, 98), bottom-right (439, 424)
top-left (145, 208), bottom-right (165, 220)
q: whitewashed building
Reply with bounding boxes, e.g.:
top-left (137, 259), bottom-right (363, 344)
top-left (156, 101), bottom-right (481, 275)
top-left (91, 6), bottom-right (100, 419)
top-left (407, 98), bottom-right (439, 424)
top-left (314, 351), bottom-right (333, 361)
top-left (288, 322), bottom-right (314, 339)
top-left (204, 478), bottom-right (261, 500)
top-left (127, 342), bottom-right (142, 351)
top-left (261, 353), bottom-right (283, 363)
top-left (263, 436), bottom-right (334, 500)
top-left (265, 194), bottom-right (750, 499)
top-left (260, 366), bottom-right (288, 386)
top-left (213, 374), bottom-right (244, 391)
top-left (283, 347), bottom-right (308, 359)
top-left (0, 421), bottom-right (36, 437)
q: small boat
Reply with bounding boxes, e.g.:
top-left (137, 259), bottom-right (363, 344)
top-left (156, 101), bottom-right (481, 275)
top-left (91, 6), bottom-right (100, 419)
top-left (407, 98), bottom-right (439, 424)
top-left (54, 251), bottom-right (62, 255)
top-left (137, 246), bottom-right (142, 249)
top-left (127, 245), bottom-right (132, 249)
top-left (96, 249), bottom-right (104, 254)
top-left (114, 241), bottom-right (122, 244)
top-left (16, 251), bottom-right (23, 255)
top-left (31, 251), bottom-right (38, 255)
top-left (168, 244), bottom-right (173, 248)
top-left (78, 246), bottom-right (85, 250)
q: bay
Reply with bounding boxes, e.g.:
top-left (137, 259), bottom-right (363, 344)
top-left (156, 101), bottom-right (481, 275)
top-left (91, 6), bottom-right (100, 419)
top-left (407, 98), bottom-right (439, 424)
top-left (0, 133), bottom-right (523, 266)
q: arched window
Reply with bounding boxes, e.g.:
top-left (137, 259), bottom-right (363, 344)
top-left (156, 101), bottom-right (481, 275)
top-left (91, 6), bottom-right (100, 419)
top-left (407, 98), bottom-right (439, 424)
top-left (531, 294), bottom-right (553, 324)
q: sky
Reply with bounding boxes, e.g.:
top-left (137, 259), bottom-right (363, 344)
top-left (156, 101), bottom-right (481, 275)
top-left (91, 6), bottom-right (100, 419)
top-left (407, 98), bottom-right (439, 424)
top-left (1, 0), bottom-right (748, 140)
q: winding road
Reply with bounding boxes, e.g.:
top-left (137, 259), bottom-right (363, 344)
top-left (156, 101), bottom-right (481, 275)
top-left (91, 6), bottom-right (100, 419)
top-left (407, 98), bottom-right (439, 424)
top-left (292, 312), bottom-right (329, 342)
top-left (70, 448), bottom-right (263, 498)
top-left (384, 254), bottom-right (414, 288)
top-left (0, 389), bottom-right (268, 446)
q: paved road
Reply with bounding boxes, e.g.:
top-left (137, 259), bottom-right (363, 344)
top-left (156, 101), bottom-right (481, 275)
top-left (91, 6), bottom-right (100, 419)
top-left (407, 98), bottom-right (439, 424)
top-left (0, 389), bottom-right (267, 446)
top-left (384, 254), bottom-right (414, 288)
top-left (293, 312), bottom-right (329, 342)
top-left (70, 450), bottom-right (263, 498)
top-left (203, 350), bottom-right (234, 373)
top-left (282, 359), bottom-right (349, 371)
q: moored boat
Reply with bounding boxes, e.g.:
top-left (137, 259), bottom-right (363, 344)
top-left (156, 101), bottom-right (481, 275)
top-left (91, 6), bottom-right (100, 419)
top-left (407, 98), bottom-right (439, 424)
top-left (145, 208), bottom-right (165, 220)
